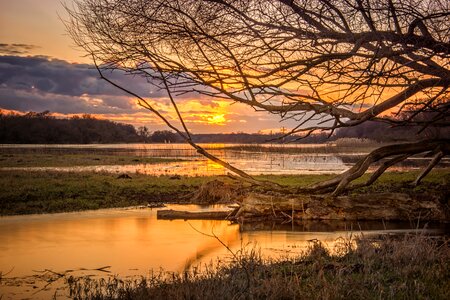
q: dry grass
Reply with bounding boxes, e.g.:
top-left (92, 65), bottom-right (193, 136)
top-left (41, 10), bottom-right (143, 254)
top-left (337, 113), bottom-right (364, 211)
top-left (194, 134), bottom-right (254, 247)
top-left (66, 234), bottom-right (449, 299)
top-left (190, 179), bottom-right (244, 204)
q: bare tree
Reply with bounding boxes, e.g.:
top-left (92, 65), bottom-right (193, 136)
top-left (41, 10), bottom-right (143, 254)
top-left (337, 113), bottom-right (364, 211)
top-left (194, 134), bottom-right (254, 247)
top-left (65, 0), bottom-right (449, 195)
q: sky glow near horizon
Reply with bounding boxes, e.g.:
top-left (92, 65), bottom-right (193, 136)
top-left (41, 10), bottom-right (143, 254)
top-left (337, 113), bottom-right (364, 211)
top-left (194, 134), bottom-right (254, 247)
top-left (0, 0), bottom-right (297, 133)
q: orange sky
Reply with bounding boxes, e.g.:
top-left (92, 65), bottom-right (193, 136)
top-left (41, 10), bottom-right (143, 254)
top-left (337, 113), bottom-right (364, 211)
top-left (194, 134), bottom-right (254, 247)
top-left (0, 0), bottom-right (86, 63)
top-left (0, 0), bottom-right (294, 133)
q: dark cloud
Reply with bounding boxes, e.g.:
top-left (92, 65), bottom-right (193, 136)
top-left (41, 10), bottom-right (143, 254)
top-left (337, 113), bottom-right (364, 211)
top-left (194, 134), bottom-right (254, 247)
top-left (0, 55), bottom-right (151, 97)
top-left (0, 55), bottom-right (174, 115)
top-left (0, 88), bottom-right (139, 115)
top-left (0, 55), bottom-right (208, 99)
top-left (0, 55), bottom-right (226, 118)
top-left (0, 44), bottom-right (41, 55)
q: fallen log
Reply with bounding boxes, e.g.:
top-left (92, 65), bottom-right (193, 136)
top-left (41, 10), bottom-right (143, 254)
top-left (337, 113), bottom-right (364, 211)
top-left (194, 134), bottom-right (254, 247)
top-left (157, 209), bottom-right (233, 220)
top-left (235, 192), bottom-right (449, 222)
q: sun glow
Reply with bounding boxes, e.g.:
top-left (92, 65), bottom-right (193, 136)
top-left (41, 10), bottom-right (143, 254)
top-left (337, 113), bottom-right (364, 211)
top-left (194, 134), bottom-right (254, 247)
top-left (207, 113), bottom-right (226, 125)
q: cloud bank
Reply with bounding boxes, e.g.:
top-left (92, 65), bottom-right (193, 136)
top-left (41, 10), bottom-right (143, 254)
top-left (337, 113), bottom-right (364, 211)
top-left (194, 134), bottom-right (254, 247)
top-left (0, 55), bottom-right (289, 133)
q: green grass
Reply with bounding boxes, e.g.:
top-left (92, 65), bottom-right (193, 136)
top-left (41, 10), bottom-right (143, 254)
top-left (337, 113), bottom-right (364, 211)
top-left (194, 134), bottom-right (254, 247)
top-left (0, 171), bottom-right (213, 215)
top-left (347, 169), bottom-right (450, 195)
top-left (256, 169), bottom-right (450, 193)
top-left (0, 153), bottom-right (183, 167)
top-left (67, 234), bottom-right (450, 299)
top-left (1, 169), bottom-right (448, 216)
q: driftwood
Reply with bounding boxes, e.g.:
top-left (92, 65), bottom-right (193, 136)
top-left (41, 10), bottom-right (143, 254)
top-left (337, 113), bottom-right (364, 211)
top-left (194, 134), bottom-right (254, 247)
top-left (157, 209), bottom-right (233, 220)
top-left (235, 192), bottom-right (448, 222)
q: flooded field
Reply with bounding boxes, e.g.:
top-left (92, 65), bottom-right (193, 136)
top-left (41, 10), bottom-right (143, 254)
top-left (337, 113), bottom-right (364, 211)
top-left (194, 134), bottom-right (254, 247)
top-left (0, 206), bottom-right (446, 299)
top-left (1, 143), bottom-right (447, 176)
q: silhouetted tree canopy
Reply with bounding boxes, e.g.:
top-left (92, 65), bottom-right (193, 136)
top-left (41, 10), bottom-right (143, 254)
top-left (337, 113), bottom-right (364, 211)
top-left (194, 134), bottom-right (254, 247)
top-left (66, 0), bottom-right (449, 193)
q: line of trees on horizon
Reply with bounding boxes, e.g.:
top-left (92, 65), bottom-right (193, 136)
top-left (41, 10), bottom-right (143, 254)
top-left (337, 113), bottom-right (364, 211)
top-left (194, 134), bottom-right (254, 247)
top-left (0, 110), bottom-right (446, 144)
top-left (0, 111), bottom-right (140, 144)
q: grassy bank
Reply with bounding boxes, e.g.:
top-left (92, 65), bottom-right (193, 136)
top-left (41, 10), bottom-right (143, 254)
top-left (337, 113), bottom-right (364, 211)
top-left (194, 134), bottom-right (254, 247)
top-left (0, 169), bottom-right (448, 216)
top-left (67, 234), bottom-right (449, 299)
top-left (0, 171), bottom-right (212, 215)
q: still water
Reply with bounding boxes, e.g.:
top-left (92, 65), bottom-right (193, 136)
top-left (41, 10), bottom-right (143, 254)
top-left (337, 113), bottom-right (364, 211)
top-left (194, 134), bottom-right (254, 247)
top-left (0, 206), bottom-right (445, 299)
top-left (2, 155), bottom-right (350, 176)
top-left (2, 143), bottom-right (445, 175)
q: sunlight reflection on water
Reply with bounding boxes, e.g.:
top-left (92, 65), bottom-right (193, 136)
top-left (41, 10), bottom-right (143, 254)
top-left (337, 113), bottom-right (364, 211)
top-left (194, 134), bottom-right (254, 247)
top-left (0, 207), bottom-right (446, 299)
top-left (1, 154), bottom-right (353, 175)
top-left (2, 143), bottom-right (444, 176)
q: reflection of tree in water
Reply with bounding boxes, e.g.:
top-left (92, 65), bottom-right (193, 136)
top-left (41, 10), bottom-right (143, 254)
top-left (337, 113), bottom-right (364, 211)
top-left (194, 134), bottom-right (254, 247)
top-left (239, 220), bottom-right (448, 233)
top-left (182, 219), bottom-right (450, 271)
top-left (182, 223), bottom-right (241, 271)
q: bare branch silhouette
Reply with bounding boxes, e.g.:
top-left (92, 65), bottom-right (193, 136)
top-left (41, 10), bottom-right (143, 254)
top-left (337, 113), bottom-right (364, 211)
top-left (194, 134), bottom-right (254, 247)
top-left (65, 0), bottom-right (449, 194)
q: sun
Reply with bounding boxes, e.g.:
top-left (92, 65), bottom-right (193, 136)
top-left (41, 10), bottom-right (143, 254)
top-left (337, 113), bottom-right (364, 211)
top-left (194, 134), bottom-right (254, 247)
top-left (207, 114), bottom-right (226, 125)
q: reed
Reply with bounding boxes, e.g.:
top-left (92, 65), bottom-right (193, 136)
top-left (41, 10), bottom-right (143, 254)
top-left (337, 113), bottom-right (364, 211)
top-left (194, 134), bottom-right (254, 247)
top-left (66, 234), bottom-right (450, 299)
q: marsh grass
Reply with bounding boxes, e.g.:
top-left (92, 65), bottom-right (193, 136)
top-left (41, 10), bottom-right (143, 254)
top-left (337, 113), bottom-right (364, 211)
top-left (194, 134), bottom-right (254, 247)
top-left (223, 140), bottom-right (380, 154)
top-left (66, 234), bottom-right (449, 299)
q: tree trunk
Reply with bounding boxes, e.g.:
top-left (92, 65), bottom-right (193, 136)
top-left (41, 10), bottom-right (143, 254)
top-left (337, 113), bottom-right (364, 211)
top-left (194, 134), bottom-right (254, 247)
top-left (234, 192), bottom-right (448, 222)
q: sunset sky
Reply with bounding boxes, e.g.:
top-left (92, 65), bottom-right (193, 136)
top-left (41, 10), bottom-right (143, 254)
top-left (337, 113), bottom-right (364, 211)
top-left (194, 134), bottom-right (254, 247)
top-left (0, 0), bottom-right (293, 134)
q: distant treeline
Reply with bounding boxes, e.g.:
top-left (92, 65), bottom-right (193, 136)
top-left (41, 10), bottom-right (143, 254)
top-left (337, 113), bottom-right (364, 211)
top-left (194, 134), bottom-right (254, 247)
top-left (1, 111), bottom-right (446, 144)
top-left (0, 111), bottom-right (328, 144)
top-left (335, 120), bottom-right (448, 142)
top-left (144, 131), bottom-right (330, 144)
top-left (0, 111), bottom-right (141, 144)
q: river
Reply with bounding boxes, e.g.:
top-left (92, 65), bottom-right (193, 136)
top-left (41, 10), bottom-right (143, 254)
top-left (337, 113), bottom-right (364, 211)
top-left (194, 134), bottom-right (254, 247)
top-left (0, 206), bottom-right (447, 299)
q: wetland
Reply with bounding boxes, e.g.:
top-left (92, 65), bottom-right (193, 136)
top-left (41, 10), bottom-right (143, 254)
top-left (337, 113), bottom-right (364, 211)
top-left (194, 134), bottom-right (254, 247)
top-left (0, 143), bottom-right (448, 299)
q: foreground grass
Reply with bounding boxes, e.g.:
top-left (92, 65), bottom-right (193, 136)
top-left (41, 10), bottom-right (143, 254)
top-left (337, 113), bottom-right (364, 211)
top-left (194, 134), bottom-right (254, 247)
top-left (67, 234), bottom-right (450, 299)
top-left (0, 153), bottom-right (183, 167)
top-left (0, 169), bottom-right (448, 216)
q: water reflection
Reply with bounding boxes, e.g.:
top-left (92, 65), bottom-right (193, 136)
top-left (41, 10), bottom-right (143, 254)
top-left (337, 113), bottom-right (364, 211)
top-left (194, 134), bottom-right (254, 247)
top-left (1, 207), bottom-right (445, 295)
top-left (2, 143), bottom-right (447, 176)
top-left (0, 207), bottom-right (232, 278)
top-left (2, 154), bottom-right (353, 176)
